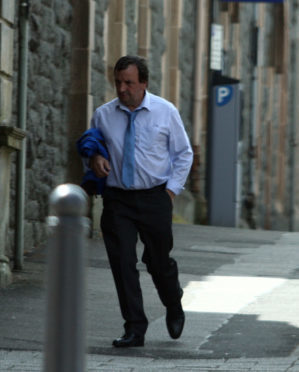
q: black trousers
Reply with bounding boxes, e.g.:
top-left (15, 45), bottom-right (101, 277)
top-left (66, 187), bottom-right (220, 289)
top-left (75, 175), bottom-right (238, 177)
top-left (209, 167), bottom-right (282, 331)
top-left (100, 184), bottom-right (183, 336)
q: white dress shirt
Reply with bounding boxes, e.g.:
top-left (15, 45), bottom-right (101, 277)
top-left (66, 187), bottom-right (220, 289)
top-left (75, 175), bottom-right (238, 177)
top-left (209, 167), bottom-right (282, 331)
top-left (90, 91), bottom-right (193, 195)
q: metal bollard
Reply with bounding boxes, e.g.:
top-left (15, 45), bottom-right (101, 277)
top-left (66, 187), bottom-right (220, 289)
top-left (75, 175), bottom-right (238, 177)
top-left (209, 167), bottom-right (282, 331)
top-left (44, 184), bottom-right (89, 372)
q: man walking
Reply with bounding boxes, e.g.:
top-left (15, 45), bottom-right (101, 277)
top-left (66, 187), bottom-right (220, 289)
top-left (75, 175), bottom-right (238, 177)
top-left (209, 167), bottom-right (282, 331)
top-left (89, 55), bottom-right (193, 347)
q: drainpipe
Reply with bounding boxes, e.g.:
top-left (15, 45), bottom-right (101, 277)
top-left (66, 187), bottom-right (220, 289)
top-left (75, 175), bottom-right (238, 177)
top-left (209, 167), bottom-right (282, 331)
top-left (245, 4), bottom-right (258, 229)
top-left (289, 6), bottom-right (297, 232)
top-left (15, 0), bottom-right (30, 270)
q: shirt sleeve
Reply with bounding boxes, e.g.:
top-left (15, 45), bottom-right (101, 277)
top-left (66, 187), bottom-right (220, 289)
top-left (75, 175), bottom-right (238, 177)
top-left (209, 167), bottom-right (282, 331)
top-left (166, 107), bottom-right (193, 195)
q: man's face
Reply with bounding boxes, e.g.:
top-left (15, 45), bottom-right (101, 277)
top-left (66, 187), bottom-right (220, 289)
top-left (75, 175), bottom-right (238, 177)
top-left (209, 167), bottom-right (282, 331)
top-left (114, 64), bottom-right (147, 111)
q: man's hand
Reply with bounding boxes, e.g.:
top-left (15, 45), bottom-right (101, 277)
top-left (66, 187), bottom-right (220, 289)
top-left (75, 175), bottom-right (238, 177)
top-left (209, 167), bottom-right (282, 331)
top-left (166, 189), bottom-right (176, 202)
top-left (90, 155), bottom-right (111, 178)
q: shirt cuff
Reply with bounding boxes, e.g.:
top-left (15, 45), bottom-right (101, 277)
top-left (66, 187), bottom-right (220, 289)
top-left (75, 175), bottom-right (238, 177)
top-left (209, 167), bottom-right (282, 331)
top-left (82, 157), bottom-right (91, 172)
top-left (166, 180), bottom-right (184, 195)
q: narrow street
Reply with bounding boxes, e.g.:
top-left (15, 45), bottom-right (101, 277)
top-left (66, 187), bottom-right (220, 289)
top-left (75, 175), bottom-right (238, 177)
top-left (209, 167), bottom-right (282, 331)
top-left (1, 224), bottom-right (299, 371)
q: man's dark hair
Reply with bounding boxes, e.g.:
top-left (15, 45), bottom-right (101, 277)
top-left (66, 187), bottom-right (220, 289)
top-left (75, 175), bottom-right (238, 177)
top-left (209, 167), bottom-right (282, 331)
top-left (114, 55), bottom-right (149, 83)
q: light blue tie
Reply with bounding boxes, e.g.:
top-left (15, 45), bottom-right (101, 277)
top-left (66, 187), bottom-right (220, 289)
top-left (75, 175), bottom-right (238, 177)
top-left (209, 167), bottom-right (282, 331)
top-left (122, 110), bottom-right (139, 188)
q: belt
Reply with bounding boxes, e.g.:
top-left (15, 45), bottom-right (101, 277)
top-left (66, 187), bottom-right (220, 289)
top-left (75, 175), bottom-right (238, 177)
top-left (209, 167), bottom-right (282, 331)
top-left (106, 183), bottom-right (166, 193)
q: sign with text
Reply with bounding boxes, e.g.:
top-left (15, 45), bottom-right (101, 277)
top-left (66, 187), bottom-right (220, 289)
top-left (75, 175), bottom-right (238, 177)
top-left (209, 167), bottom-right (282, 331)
top-left (210, 24), bottom-right (223, 71)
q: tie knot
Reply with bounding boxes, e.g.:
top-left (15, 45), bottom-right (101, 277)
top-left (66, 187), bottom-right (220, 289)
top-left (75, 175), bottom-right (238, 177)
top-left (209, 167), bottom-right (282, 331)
top-left (125, 110), bottom-right (139, 123)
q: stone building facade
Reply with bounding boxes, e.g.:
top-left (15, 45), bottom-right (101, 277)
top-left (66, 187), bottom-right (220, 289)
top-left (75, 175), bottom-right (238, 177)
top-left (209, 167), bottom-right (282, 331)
top-left (213, 1), bottom-right (299, 231)
top-left (0, 0), bottom-right (299, 286)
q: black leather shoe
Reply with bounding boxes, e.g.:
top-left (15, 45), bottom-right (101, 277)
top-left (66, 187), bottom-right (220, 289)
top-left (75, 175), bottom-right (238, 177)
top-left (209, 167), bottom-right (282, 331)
top-left (112, 333), bottom-right (144, 347)
top-left (166, 306), bottom-right (185, 339)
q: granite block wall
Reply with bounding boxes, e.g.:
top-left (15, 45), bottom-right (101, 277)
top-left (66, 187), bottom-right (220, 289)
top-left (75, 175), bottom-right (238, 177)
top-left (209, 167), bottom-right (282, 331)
top-left (9, 0), bottom-right (73, 257)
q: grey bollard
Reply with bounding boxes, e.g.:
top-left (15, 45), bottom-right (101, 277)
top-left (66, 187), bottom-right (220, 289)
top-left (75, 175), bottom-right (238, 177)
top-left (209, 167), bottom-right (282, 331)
top-left (44, 184), bottom-right (89, 372)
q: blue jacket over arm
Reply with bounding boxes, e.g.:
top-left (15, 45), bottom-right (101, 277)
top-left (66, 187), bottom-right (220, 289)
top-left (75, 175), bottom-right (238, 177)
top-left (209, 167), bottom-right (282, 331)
top-left (76, 128), bottom-right (109, 195)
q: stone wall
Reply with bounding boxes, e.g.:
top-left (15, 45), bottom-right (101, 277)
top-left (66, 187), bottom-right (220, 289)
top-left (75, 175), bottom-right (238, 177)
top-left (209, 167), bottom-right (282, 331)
top-left (148, 0), bottom-right (164, 96)
top-left (91, 1), bottom-right (109, 110)
top-left (9, 0), bottom-right (73, 257)
top-left (179, 0), bottom-right (196, 137)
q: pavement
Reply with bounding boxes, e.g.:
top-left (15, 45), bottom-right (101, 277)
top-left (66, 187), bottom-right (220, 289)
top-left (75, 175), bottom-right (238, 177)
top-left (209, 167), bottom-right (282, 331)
top-left (1, 223), bottom-right (299, 371)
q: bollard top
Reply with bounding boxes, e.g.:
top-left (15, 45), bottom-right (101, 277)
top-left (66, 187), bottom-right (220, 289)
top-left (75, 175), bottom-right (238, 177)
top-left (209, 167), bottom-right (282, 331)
top-left (49, 184), bottom-right (88, 217)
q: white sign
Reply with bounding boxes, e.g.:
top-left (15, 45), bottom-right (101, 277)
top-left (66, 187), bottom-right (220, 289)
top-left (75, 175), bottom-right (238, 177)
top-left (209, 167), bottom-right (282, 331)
top-left (210, 24), bottom-right (223, 71)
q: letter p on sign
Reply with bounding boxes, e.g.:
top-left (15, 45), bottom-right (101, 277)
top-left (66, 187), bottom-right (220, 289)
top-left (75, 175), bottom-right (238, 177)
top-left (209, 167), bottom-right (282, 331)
top-left (216, 85), bottom-right (233, 106)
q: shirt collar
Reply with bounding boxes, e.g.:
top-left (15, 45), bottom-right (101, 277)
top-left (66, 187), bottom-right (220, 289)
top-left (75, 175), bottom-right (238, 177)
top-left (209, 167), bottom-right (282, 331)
top-left (116, 90), bottom-right (151, 113)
